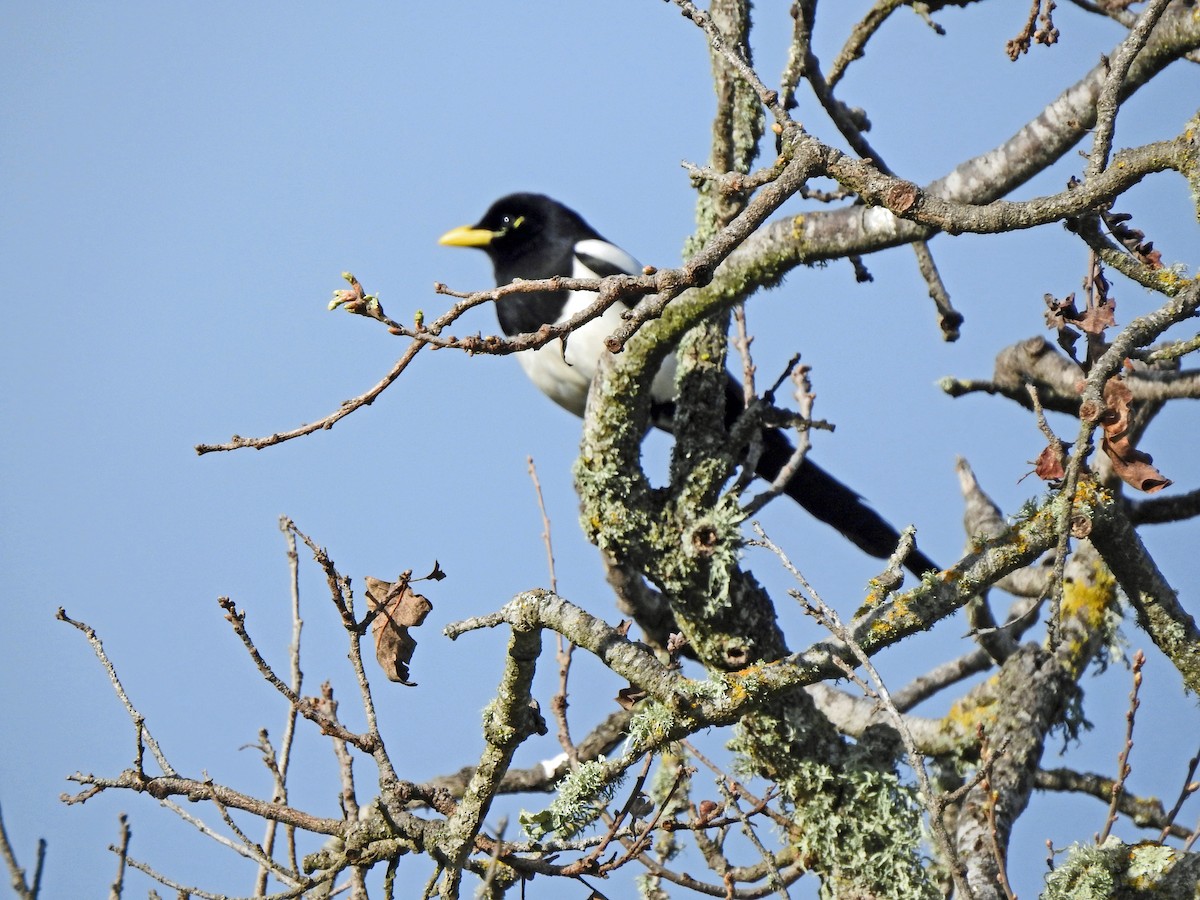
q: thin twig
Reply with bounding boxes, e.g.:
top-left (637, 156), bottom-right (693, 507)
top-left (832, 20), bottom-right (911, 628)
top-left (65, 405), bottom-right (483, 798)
top-left (978, 731), bottom-right (1017, 900)
top-left (108, 814), bottom-right (129, 900)
top-left (717, 781), bottom-right (790, 900)
top-left (0, 799), bottom-right (45, 900)
top-left (681, 739), bottom-right (793, 833)
top-left (671, 0), bottom-right (793, 126)
top-left (257, 517), bottom-right (306, 894)
top-left (1086, 0), bottom-right (1174, 177)
top-left (217, 596), bottom-right (376, 753)
top-left (199, 269), bottom-right (665, 455)
top-left (910, 240), bottom-right (963, 340)
top-left (118, 851), bottom-right (322, 900)
top-left (321, 685), bottom-right (359, 821)
top-left (56, 609), bottom-right (176, 777)
top-left (575, 753), bottom-right (656, 873)
top-left (751, 524), bottom-right (976, 900)
top-left (598, 762), bottom-right (692, 877)
top-left (159, 794), bottom-right (299, 886)
top-left (1098, 649), bottom-right (1145, 843)
top-left (285, 525), bottom-right (408, 822)
top-left (1157, 746), bottom-right (1200, 843)
top-left (195, 338), bottom-right (425, 454)
top-left (731, 304), bottom-right (757, 407)
top-left (742, 360), bottom-right (812, 517)
top-left (525, 458), bottom-right (558, 597)
top-left (827, 0), bottom-right (907, 90)
top-left (527, 456), bottom-right (578, 764)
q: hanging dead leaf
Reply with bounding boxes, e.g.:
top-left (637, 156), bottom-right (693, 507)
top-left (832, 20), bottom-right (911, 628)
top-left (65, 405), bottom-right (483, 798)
top-left (1098, 377), bottom-right (1173, 493)
top-left (695, 799), bottom-right (723, 825)
top-left (1032, 442), bottom-right (1068, 482)
top-left (616, 685), bottom-right (648, 710)
top-left (1101, 210), bottom-right (1164, 269)
top-left (1073, 297), bottom-right (1116, 336)
top-left (1044, 290), bottom-right (1114, 371)
top-left (365, 575), bottom-right (433, 685)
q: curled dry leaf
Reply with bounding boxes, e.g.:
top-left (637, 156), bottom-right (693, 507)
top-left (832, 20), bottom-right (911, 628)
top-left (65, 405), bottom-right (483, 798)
top-left (666, 631), bottom-right (690, 662)
top-left (696, 799), bottom-right (722, 825)
top-left (1044, 291), bottom-right (1115, 370)
top-left (1073, 297), bottom-right (1116, 337)
top-left (1032, 441), bottom-right (1069, 482)
top-left (627, 792), bottom-right (655, 819)
top-left (1099, 377), bottom-right (1173, 493)
top-left (616, 685), bottom-right (648, 710)
top-left (1102, 210), bottom-right (1163, 270)
top-left (365, 575), bottom-right (433, 686)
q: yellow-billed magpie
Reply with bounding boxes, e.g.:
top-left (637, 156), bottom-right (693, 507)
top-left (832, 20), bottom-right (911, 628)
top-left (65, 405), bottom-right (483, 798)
top-left (440, 193), bottom-right (938, 576)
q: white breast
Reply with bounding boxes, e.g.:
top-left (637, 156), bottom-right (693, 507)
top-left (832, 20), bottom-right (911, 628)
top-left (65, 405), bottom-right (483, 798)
top-left (514, 243), bottom-right (677, 417)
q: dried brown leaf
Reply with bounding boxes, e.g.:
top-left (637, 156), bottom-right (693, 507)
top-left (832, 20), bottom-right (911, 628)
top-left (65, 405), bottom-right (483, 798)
top-left (616, 685), bottom-right (647, 710)
top-left (1102, 209), bottom-right (1164, 270)
top-left (1044, 290), bottom-right (1114, 371)
top-left (1074, 298), bottom-right (1116, 337)
top-left (696, 799), bottom-right (723, 825)
top-left (1033, 442), bottom-right (1068, 482)
top-left (1099, 377), bottom-right (1173, 493)
top-left (365, 575), bottom-right (433, 685)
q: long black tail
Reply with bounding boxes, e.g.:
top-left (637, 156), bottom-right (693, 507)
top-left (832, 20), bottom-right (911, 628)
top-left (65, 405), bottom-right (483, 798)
top-left (650, 379), bottom-right (939, 576)
top-left (755, 426), bottom-right (939, 577)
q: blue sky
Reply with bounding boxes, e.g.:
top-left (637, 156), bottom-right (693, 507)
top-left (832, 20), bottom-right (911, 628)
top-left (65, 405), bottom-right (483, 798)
top-left (2, 3), bottom-right (1197, 897)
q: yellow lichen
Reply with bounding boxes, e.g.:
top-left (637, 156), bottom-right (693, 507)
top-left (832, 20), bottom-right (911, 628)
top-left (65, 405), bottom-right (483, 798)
top-left (1060, 560), bottom-right (1117, 632)
top-left (943, 675), bottom-right (1002, 738)
top-left (790, 214), bottom-right (806, 241)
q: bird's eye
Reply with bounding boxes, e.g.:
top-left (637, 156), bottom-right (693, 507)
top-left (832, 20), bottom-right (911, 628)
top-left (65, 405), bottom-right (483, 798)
top-left (498, 214), bottom-right (525, 235)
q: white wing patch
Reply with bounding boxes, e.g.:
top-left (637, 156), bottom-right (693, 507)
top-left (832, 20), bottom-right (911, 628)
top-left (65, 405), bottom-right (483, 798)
top-left (514, 238), bottom-right (677, 416)
top-left (574, 238), bottom-right (642, 279)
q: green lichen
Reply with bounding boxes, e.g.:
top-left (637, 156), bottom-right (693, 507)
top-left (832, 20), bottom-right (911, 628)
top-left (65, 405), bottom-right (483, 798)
top-left (728, 722), bottom-right (937, 899)
top-left (1044, 838), bottom-right (1200, 899)
top-left (785, 760), bottom-right (937, 899)
top-left (627, 702), bottom-right (683, 752)
top-left (519, 757), bottom-right (624, 841)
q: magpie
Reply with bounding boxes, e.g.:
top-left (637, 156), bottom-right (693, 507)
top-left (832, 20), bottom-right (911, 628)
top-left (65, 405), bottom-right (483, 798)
top-left (439, 193), bottom-right (938, 576)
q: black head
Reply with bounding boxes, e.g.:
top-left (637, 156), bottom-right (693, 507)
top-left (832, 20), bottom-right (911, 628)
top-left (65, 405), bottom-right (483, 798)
top-left (439, 193), bottom-right (601, 283)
